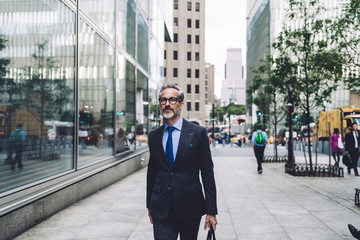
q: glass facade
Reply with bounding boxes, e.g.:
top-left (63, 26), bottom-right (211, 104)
top-left (0, 0), bottom-right (167, 196)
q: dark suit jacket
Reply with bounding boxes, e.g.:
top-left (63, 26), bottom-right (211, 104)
top-left (146, 119), bottom-right (217, 221)
top-left (345, 130), bottom-right (360, 153)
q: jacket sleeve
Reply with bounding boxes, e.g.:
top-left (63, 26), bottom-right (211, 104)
top-left (198, 127), bottom-right (218, 215)
top-left (345, 133), bottom-right (351, 152)
top-left (146, 132), bottom-right (157, 209)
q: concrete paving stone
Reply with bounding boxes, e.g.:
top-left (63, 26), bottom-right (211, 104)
top-left (74, 222), bottom-right (136, 239)
top-left (284, 226), bottom-right (343, 240)
top-left (95, 210), bottom-right (146, 224)
top-left (128, 230), bottom-right (154, 240)
top-left (15, 230), bottom-right (76, 240)
top-left (236, 232), bottom-right (291, 240)
top-left (12, 145), bottom-right (360, 239)
top-left (274, 213), bottom-right (327, 228)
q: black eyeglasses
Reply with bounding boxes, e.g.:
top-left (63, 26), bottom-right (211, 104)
top-left (159, 97), bottom-right (180, 105)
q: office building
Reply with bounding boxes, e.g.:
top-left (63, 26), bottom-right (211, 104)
top-left (164, 0), bottom-right (206, 126)
top-left (246, 0), bottom-right (358, 127)
top-left (221, 48), bottom-right (246, 106)
top-left (0, 0), bottom-right (172, 238)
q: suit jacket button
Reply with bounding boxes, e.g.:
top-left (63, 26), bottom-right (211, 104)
top-left (168, 187), bottom-right (171, 191)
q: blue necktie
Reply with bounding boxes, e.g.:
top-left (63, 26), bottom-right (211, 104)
top-left (166, 126), bottom-right (175, 167)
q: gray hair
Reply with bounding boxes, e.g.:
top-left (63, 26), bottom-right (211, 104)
top-left (158, 83), bottom-right (184, 102)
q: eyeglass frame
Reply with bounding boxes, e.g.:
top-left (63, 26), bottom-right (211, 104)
top-left (158, 97), bottom-right (182, 105)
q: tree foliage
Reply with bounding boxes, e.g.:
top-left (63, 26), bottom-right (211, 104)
top-left (332, 0), bottom-right (360, 89)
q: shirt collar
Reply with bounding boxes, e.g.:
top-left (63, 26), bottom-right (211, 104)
top-left (164, 117), bottom-right (183, 132)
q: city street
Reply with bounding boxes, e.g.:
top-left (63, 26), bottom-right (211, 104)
top-left (14, 144), bottom-right (360, 240)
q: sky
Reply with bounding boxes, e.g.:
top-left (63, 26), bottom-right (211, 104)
top-left (205, 0), bottom-right (247, 99)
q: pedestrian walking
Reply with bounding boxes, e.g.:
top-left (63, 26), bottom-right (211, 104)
top-left (252, 124), bottom-right (268, 174)
top-left (146, 83), bottom-right (218, 240)
top-left (9, 123), bottom-right (26, 170)
top-left (330, 128), bottom-right (343, 167)
top-left (345, 123), bottom-right (360, 176)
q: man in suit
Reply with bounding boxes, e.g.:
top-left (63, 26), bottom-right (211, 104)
top-left (146, 83), bottom-right (217, 240)
top-left (345, 123), bottom-right (360, 176)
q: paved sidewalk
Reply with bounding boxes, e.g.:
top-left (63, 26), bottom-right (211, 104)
top-left (15, 145), bottom-right (360, 239)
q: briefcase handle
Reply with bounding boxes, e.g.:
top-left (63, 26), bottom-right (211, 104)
top-left (206, 225), bottom-right (216, 240)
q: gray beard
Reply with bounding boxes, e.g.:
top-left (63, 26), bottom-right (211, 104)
top-left (162, 108), bottom-right (181, 119)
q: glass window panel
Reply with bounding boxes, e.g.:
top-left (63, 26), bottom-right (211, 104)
top-left (137, 13), bottom-right (149, 70)
top-left (195, 102), bottom-right (199, 111)
top-left (0, 0), bottom-right (75, 193)
top-left (196, 2), bottom-right (200, 11)
top-left (125, 61), bottom-right (136, 149)
top-left (126, 0), bottom-right (136, 58)
top-left (174, 0), bottom-right (178, 10)
top-left (116, 0), bottom-right (127, 50)
top-left (79, 0), bottom-right (115, 40)
top-left (115, 55), bottom-right (132, 154)
top-left (78, 19), bottom-right (115, 167)
top-left (187, 102), bottom-right (191, 111)
top-left (136, 70), bottom-right (148, 147)
top-left (187, 2), bottom-right (192, 11)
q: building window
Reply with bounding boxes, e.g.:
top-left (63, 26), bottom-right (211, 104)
top-left (195, 102), bottom-right (199, 111)
top-left (195, 35), bottom-right (199, 44)
top-left (187, 34), bottom-right (191, 43)
top-left (173, 68), bottom-right (178, 77)
top-left (164, 67), bottom-right (167, 77)
top-left (196, 20), bottom-right (199, 29)
top-left (174, 33), bottom-right (178, 42)
top-left (174, 17), bottom-right (178, 27)
top-left (164, 50), bottom-right (166, 59)
top-left (195, 84), bottom-right (199, 93)
top-left (187, 2), bottom-right (192, 11)
top-left (195, 52), bottom-right (199, 61)
top-left (187, 84), bottom-right (191, 93)
top-left (187, 69), bottom-right (191, 78)
top-left (187, 52), bottom-right (191, 61)
top-left (187, 102), bottom-right (191, 111)
top-left (173, 50), bottom-right (178, 60)
top-left (174, 0), bottom-right (178, 9)
top-left (196, 2), bottom-right (200, 11)
top-left (195, 69), bottom-right (199, 78)
top-left (187, 19), bottom-right (191, 28)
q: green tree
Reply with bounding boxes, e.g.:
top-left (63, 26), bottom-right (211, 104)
top-left (0, 35), bottom-right (17, 104)
top-left (214, 107), bottom-right (224, 122)
top-left (19, 41), bottom-right (73, 144)
top-left (332, 0), bottom-right (360, 89)
top-left (273, 0), bottom-right (346, 172)
top-left (249, 55), bottom-right (287, 160)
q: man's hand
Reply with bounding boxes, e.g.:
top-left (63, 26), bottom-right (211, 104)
top-left (204, 215), bottom-right (217, 231)
top-left (148, 209), bottom-right (153, 224)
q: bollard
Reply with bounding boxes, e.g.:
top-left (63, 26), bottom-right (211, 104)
top-left (222, 141), bottom-right (225, 147)
top-left (212, 139), bottom-right (216, 147)
top-left (231, 141), bottom-right (233, 147)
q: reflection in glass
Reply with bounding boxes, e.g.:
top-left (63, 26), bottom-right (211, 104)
top-left (79, 0), bottom-right (115, 40)
top-left (115, 55), bottom-right (132, 154)
top-left (125, 61), bottom-right (136, 149)
top-left (137, 13), bottom-right (149, 70)
top-left (78, 19), bottom-right (115, 167)
top-left (0, 0), bottom-right (75, 194)
top-left (126, 0), bottom-right (136, 58)
top-left (136, 70), bottom-right (148, 147)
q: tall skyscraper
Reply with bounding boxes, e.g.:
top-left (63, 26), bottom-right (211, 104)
top-left (221, 48), bottom-right (246, 106)
top-left (164, 0), bottom-right (206, 126)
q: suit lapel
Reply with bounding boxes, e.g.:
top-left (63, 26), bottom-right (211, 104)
top-left (174, 120), bottom-right (195, 166)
